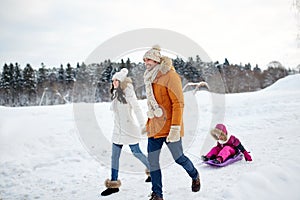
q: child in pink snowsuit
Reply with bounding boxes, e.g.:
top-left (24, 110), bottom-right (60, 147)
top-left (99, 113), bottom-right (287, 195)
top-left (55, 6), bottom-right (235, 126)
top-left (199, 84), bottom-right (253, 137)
top-left (201, 124), bottom-right (252, 164)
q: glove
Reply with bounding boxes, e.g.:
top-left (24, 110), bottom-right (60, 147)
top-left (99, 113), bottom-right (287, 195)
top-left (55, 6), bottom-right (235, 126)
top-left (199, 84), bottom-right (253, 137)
top-left (243, 151), bottom-right (252, 161)
top-left (166, 125), bottom-right (181, 143)
top-left (141, 126), bottom-right (148, 135)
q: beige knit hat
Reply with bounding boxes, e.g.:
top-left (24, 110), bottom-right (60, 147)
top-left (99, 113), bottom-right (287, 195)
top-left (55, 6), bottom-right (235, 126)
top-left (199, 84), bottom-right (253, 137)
top-left (143, 45), bottom-right (161, 63)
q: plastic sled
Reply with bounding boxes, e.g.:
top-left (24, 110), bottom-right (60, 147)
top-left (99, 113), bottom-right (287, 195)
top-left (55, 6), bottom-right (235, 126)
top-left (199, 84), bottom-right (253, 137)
top-left (204, 152), bottom-right (243, 167)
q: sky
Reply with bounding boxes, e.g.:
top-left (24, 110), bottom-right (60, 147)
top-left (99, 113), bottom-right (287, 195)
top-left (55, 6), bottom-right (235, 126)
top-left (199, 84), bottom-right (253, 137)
top-left (1, 74), bottom-right (300, 199)
top-left (0, 0), bottom-right (300, 70)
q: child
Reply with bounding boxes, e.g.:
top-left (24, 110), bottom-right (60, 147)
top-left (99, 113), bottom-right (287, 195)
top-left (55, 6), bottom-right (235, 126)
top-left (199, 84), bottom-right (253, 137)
top-left (201, 124), bottom-right (252, 164)
top-left (101, 68), bottom-right (151, 196)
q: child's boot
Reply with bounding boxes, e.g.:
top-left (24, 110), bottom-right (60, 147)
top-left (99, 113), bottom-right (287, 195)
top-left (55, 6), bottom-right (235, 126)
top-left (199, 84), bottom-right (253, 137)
top-left (213, 157), bottom-right (223, 164)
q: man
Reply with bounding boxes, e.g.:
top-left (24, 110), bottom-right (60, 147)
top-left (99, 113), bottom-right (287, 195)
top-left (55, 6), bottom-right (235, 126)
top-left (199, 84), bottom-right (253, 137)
top-left (143, 45), bottom-right (201, 200)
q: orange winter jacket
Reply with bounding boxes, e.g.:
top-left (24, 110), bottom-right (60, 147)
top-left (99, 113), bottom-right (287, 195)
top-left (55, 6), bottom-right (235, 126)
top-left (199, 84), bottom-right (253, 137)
top-left (146, 58), bottom-right (184, 138)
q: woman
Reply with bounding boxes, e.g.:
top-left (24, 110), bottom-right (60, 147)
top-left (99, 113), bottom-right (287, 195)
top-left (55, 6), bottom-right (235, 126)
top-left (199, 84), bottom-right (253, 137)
top-left (101, 68), bottom-right (151, 196)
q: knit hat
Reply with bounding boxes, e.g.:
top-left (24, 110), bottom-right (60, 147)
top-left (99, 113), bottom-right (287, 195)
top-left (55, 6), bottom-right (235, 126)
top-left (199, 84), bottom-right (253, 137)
top-left (143, 45), bottom-right (162, 63)
top-left (112, 68), bottom-right (128, 82)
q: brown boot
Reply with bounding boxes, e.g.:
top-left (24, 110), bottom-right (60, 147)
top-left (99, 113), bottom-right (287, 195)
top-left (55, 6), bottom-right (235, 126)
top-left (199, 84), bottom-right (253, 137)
top-left (149, 192), bottom-right (164, 200)
top-left (192, 174), bottom-right (201, 192)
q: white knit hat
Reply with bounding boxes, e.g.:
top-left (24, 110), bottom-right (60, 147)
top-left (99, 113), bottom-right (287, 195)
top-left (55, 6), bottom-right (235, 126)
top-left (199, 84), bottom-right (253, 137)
top-left (112, 68), bottom-right (128, 82)
top-left (143, 45), bottom-right (161, 63)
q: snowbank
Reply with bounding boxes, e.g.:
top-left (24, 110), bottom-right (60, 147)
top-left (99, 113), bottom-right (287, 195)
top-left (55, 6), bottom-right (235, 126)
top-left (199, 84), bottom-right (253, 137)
top-left (1, 74), bottom-right (300, 200)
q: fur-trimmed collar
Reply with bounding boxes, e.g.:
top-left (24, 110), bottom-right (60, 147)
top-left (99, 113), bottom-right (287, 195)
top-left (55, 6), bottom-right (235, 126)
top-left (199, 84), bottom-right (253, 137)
top-left (159, 56), bottom-right (173, 74)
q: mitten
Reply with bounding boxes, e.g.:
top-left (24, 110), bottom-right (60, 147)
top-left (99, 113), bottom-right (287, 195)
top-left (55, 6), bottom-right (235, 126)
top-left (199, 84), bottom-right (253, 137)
top-left (166, 125), bottom-right (181, 143)
top-left (243, 151), bottom-right (252, 161)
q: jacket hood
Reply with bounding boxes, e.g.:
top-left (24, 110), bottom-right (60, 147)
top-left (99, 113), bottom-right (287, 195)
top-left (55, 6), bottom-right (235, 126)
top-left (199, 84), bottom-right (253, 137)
top-left (120, 77), bottom-right (133, 90)
top-left (159, 56), bottom-right (173, 74)
top-left (210, 126), bottom-right (229, 142)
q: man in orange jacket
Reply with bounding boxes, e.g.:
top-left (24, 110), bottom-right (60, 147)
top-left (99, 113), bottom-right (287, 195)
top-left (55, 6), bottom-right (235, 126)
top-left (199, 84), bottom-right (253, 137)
top-left (143, 45), bottom-right (201, 200)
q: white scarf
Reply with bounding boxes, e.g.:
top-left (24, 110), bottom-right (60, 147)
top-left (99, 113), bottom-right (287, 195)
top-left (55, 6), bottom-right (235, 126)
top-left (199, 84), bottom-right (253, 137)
top-left (143, 65), bottom-right (163, 118)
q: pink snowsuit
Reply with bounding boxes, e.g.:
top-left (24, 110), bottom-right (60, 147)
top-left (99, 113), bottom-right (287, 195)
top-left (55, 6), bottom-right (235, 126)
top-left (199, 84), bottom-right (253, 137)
top-left (206, 135), bottom-right (242, 162)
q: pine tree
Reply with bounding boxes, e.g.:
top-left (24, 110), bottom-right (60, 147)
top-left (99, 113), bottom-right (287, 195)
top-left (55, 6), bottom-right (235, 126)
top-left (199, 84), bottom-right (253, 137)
top-left (173, 57), bottom-right (185, 76)
top-left (0, 63), bottom-right (12, 105)
top-left (37, 63), bottom-right (49, 101)
top-left (58, 64), bottom-right (65, 83)
top-left (23, 64), bottom-right (37, 105)
top-left (63, 63), bottom-right (75, 102)
top-left (126, 58), bottom-right (132, 76)
top-left (65, 63), bottom-right (75, 86)
top-left (101, 60), bottom-right (113, 82)
top-left (37, 63), bottom-right (48, 86)
top-left (224, 58), bottom-right (230, 66)
top-left (11, 63), bottom-right (23, 106)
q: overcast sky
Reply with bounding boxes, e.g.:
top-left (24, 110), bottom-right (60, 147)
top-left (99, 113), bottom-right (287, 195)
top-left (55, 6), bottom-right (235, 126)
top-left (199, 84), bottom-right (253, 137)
top-left (0, 0), bottom-right (299, 70)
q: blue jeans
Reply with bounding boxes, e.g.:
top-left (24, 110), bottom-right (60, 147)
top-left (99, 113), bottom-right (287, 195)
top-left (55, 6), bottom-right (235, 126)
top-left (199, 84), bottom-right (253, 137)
top-left (147, 137), bottom-right (198, 198)
top-left (111, 143), bottom-right (150, 181)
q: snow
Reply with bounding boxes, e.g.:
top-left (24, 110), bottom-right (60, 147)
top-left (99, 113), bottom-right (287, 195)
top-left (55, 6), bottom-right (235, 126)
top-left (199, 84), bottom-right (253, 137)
top-left (1, 74), bottom-right (300, 200)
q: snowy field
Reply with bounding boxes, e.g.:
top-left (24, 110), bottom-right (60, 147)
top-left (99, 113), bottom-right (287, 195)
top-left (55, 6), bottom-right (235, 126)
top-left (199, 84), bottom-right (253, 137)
top-left (1, 74), bottom-right (300, 200)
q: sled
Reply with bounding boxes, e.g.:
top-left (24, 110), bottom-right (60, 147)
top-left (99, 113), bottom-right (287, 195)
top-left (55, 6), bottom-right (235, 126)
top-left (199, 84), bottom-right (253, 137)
top-left (183, 81), bottom-right (209, 94)
top-left (204, 152), bottom-right (243, 167)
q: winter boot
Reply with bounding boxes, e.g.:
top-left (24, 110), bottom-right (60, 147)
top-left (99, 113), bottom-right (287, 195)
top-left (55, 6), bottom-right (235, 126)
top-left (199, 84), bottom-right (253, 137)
top-left (192, 173), bottom-right (201, 192)
top-left (201, 155), bottom-right (209, 161)
top-left (145, 169), bottom-right (151, 182)
top-left (212, 156), bottom-right (223, 164)
top-left (149, 192), bottom-right (164, 200)
top-left (145, 176), bottom-right (152, 182)
top-left (100, 179), bottom-right (121, 196)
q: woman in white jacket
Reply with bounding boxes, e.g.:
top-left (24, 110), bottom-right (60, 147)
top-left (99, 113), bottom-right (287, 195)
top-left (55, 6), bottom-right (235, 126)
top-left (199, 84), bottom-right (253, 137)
top-left (101, 68), bottom-right (150, 196)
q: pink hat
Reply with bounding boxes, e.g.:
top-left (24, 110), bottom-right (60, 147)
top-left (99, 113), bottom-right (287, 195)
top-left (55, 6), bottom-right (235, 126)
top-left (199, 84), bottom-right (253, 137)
top-left (215, 124), bottom-right (227, 135)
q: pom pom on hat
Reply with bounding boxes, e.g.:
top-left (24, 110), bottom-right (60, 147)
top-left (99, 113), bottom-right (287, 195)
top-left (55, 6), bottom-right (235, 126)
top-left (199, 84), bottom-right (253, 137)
top-left (112, 68), bottom-right (128, 82)
top-left (152, 45), bottom-right (161, 51)
top-left (143, 45), bottom-right (162, 63)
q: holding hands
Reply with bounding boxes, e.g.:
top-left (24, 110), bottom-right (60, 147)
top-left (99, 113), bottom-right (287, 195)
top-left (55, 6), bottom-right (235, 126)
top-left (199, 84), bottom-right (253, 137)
top-left (141, 126), bottom-right (148, 135)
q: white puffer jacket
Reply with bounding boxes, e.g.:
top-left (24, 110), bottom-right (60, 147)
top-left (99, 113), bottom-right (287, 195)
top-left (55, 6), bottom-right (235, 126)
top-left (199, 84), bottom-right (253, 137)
top-left (110, 82), bottom-right (145, 145)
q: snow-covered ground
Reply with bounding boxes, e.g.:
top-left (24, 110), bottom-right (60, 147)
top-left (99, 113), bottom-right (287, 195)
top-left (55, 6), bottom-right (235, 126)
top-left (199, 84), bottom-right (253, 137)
top-left (1, 74), bottom-right (300, 200)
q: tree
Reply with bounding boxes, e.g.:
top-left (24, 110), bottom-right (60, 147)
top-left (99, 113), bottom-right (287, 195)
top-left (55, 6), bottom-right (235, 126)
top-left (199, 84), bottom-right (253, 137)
top-left (65, 63), bottom-right (75, 86)
top-left (11, 63), bottom-right (23, 106)
top-left (23, 64), bottom-right (37, 105)
top-left (0, 63), bottom-right (12, 105)
top-left (126, 58), bottom-right (132, 76)
top-left (58, 64), bottom-right (65, 83)
top-left (173, 57), bottom-right (185, 76)
top-left (37, 63), bottom-right (48, 87)
top-left (224, 58), bottom-right (230, 66)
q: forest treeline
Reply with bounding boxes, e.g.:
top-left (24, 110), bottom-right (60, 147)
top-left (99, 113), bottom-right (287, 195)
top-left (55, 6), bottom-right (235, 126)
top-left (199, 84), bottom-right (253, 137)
top-left (0, 56), bottom-right (296, 107)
